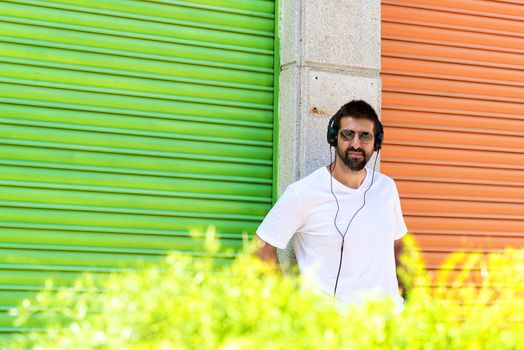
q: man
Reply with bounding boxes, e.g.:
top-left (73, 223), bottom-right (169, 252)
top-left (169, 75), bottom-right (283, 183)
top-left (256, 100), bottom-right (407, 306)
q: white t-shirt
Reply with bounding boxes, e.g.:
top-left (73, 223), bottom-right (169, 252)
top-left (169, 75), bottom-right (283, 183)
top-left (256, 166), bottom-right (407, 305)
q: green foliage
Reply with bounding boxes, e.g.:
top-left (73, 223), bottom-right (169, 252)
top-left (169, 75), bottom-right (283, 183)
top-left (5, 232), bottom-right (524, 349)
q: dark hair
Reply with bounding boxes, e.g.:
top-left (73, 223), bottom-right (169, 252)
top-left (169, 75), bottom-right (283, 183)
top-left (333, 100), bottom-right (380, 135)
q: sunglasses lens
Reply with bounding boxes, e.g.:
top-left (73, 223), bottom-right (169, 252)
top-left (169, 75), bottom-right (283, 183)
top-left (360, 132), bottom-right (373, 143)
top-left (340, 130), bottom-right (355, 141)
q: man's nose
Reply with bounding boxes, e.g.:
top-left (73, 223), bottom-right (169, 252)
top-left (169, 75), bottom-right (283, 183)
top-left (351, 134), bottom-right (363, 148)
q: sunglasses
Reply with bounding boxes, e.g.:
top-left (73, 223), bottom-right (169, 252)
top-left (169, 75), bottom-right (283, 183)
top-left (339, 129), bottom-right (374, 143)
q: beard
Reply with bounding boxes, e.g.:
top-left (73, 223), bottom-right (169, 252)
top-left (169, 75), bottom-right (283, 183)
top-left (336, 145), bottom-right (372, 171)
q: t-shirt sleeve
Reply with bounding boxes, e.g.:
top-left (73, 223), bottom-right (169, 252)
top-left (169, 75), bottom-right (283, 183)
top-left (256, 186), bottom-right (304, 249)
top-left (393, 183), bottom-right (408, 240)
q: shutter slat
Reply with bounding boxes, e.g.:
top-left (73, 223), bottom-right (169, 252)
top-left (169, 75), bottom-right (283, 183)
top-left (1, 1), bottom-right (275, 49)
top-left (382, 40), bottom-right (524, 69)
top-left (382, 57), bottom-right (524, 87)
top-left (0, 98), bottom-right (274, 129)
top-left (0, 117), bottom-right (273, 148)
top-left (0, 84), bottom-right (274, 123)
top-left (0, 62), bottom-right (274, 105)
top-left (0, 229), bottom-right (245, 252)
top-left (1, 124), bottom-right (274, 161)
top-left (0, 170), bottom-right (272, 199)
top-left (0, 21), bottom-right (273, 68)
top-left (0, 38), bottom-right (274, 82)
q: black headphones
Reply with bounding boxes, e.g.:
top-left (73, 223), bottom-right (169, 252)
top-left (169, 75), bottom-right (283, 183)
top-left (326, 113), bottom-right (384, 152)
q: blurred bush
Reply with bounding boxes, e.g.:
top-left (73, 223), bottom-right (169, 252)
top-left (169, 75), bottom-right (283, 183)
top-left (4, 232), bottom-right (524, 349)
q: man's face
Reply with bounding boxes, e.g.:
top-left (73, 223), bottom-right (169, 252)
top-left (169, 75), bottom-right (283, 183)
top-left (336, 117), bottom-right (375, 172)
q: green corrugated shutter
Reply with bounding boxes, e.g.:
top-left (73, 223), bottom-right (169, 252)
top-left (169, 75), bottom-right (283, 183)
top-left (0, 0), bottom-right (277, 336)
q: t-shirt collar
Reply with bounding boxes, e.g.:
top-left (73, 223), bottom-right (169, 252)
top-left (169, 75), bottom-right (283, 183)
top-left (323, 166), bottom-right (372, 193)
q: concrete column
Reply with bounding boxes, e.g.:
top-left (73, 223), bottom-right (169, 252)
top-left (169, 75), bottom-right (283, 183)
top-left (277, 0), bottom-right (382, 265)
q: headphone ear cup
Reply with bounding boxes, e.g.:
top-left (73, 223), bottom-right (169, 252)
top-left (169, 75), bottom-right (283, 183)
top-left (327, 127), bottom-right (337, 147)
top-left (374, 120), bottom-right (384, 151)
top-left (326, 115), bottom-right (338, 147)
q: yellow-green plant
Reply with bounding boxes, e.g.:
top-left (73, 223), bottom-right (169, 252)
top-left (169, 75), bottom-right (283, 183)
top-left (5, 232), bottom-right (524, 349)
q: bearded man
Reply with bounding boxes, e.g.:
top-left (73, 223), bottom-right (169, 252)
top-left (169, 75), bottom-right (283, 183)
top-left (255, 100), bottom-right (408, 306)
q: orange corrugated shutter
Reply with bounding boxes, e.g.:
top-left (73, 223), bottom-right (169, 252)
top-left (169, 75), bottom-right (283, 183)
top-left (381, 0), bottom-right (524, 270)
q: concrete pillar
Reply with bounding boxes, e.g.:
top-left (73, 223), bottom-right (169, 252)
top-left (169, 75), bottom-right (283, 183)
top-left (276, 0), bottom-right (382, 265)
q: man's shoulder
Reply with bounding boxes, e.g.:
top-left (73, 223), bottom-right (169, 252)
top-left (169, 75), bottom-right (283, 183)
top-left (372, 170), bottom-right (399, 192)
top-left (374, 170), bottom-right (395, 184)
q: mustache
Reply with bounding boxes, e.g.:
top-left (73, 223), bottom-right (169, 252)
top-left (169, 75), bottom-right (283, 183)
top-left (345, 147), bottom-right (364, 155)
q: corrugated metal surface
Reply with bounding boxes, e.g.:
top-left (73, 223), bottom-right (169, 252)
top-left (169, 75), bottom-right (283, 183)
top-left (381, 0), bottom-right (524, 270)
top-left (0, 0), bottom-right (276, 335)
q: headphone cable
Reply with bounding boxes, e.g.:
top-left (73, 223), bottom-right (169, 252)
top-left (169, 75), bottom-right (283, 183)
top-left (330, 149), bottom-right (379, 299)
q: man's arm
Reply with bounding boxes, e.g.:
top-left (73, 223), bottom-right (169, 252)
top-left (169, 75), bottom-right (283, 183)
top-left (394, 238), bottom-right (406, 297)
top-left (255, 235), bottom-right (279, 266)
top-left (253, 187), bottom-right (302, 270)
